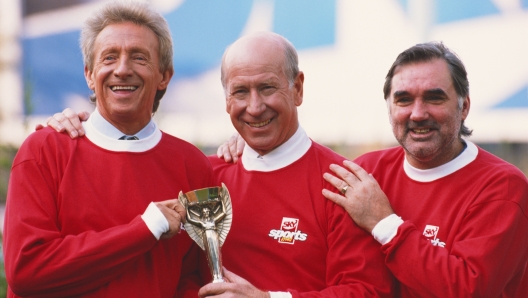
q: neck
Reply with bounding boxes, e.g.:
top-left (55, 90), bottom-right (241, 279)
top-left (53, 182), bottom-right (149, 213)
top-left (100, 111), bottom-right (151, 135)
top-left (406, 138), bottom-right (466, 170)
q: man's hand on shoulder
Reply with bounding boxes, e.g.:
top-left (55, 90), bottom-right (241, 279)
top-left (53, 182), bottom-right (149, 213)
top-left (216, 133), bottom-right (245, 164)
top-left (322, 160), bottom-right (394, 233)
top-left (36, 108), bottom-right (90, 139)
top-left (198, 267), bottom-right (270, 298)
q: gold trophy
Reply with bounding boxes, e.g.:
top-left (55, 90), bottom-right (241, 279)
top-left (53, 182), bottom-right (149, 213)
top-left (178, 184), bottom-right (232, 283)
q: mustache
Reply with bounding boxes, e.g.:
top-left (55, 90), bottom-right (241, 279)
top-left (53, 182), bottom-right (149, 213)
top-left (407, 120), bottom-right (439, 130)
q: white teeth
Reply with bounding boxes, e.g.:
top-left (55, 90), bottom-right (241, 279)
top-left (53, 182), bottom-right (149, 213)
top-left (111, 86), bottom-right (137, 91)
top-left (249, 119), bottom-right (271, 128)
top-left (414, 129), bottom-right (430, 134)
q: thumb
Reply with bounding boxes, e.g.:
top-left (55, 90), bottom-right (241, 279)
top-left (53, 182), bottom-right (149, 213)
top-left (222, 267), bottom-right (248, 284)
top-left (79, 111), bottom-right (91, 121)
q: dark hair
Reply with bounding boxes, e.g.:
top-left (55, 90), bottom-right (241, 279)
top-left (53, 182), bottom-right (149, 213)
top-left (81, 1), bottom-right (173, 113)
top-left (383, 42), bottom-right (472, 137)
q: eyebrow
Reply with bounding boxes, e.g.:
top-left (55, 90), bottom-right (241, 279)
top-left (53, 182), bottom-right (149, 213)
top-left (229, 77), bottom-right (279, 88)
top-left (99, 45), bottom-right (151, 56)
top-left (424, 88), bottom-right (447, 96)
top-left (393, 90), bottom-right (411, 98)
top-left (393, 88), bottom-right (447, 97)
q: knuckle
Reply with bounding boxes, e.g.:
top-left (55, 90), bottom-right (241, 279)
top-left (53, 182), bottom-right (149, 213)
top-left (53, 113), bottom-right (65, 121)
top-left (341, 171), bottom-right (353, 180)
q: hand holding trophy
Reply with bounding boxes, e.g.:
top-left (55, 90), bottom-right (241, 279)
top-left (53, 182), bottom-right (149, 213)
top-left (178, 183), bottom-right (232, 283)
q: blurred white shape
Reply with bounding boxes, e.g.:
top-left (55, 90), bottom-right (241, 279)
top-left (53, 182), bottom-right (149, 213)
top-left (0, 0), bottom-right (24, 145)
top-left (23, 1), bottom-right (109, 38)
top-left (492, 0), bottom-right (522, 13)
top-left (240, 0), bottom-right (274, 35)
top-left (151, 0), bottom-right (185, 14)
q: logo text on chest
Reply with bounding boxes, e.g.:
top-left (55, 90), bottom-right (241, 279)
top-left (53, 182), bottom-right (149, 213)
top-left (268, 217), bottom-right (308, 244)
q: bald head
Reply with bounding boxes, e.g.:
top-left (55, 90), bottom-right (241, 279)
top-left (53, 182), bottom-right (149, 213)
top-left (221, 32), bottom-right (299, 91)
top-left (221, 32), bottom-right (304, 156)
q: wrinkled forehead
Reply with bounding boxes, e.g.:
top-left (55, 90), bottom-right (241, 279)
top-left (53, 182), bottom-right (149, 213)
top-left (391, 60), bottom-right (453, 93)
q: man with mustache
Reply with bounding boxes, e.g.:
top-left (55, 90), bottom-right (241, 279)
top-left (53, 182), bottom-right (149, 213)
top-left (322, 42), bottom-right (528, 297)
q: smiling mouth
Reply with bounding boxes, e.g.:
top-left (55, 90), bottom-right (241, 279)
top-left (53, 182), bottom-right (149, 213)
top-left (111, 86), bottom-right (138, 91)
top-left (247, 119), bottom-right (272, 128)
top-left (412, 128), bottom-right (431, 134)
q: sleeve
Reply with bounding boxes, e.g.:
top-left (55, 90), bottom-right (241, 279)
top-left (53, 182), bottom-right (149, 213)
top-left (3, 154), bottom-right (158, 297)
top-left (381, 174), bottom-right (528, 297)
top-left (289, 187), bottom-right (394, 297)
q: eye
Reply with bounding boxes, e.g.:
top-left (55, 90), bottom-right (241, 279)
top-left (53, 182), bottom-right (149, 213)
top-left (425, 95), bottom-right (446, 103)
top-left (394, 97), bottom-right (412, 105)
top-left (133, 54), bottom-right (148, 63)
top-left (260, 85), bottom-right (276, 95)
top-left (231, 89), bottom-right (248, 98)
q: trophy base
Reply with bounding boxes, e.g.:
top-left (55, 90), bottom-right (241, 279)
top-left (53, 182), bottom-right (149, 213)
top-left (212, 278), bottom-right (225, 283)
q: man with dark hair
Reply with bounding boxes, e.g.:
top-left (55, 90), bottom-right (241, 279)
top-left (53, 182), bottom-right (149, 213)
top-left (4, 2), bottom-right (213, 296)
top-left (323, 42), bottom-right (528, 297)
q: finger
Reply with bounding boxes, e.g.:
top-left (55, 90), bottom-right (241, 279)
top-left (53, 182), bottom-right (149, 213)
top-left (343, 160), bottom-right (371, 181)
top-left (155, 200), bottom-right (184, 232)
top-left (227, 134), bottom-right (238, 163)
top-left (158, 198), bottom-right (179, 207)
top-left (173, 200), bottom-right (186, 223)
top-left (198, 282), bottom-right (228, 297)
top-left (221, 267), bottom-right (234, 283)
top-left (63, 108), bottom-right (85, 136)
top-left (235, 134), bottom-right (245, 159)
top-left (52, 111), bottom-right (78, 138)
top-left (323, 172), bottom-right (349, 195)
top-left (322, 189), bottom-right (349, 208)
top-left (218, 141), bottom-right (233, 162)
top-left (78, 110), bottom-right (91, 121)
top-left (46, 116), bottom-right (65, 132)
top-left (221, 267), bottom-right (248, 285)
top-left (75, 111), bottom-right (90, 137)
top-left (329, 163), bottom-right (361, 186)
top-left (216, 141), bottom-right (226, 158)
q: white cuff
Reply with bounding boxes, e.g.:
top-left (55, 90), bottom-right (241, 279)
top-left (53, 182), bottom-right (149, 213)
top-left (269, 292), bottom-right (292, 298)
top-left (141, 202), bottom-right (169, 240)
top-left (371, 214), bottom-right (404, 245)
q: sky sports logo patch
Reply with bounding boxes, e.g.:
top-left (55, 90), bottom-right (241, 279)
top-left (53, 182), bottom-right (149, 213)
top-left (268, 217), bottom-right (308, 244)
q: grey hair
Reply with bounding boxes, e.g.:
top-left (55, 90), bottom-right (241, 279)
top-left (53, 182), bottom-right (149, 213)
top-left (220, 32), bottom-right (299, 91)
top-left (80, 1), bottom-right (173, 113)
top-left (383, 42), bottom-right (472, 137)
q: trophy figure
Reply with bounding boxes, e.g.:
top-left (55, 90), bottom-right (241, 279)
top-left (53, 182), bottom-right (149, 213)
top-left (178, 184), bottom-right (232, 283)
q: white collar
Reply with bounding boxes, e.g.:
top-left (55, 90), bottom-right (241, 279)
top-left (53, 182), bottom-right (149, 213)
top-left (82, 108), bottom-right (162, 152)
top-left (241, 126), bottom-right (312, 172)
top-left (89, 108), bottom-right (156, 140)
top-left (403, 140), bottom-right (478, 182)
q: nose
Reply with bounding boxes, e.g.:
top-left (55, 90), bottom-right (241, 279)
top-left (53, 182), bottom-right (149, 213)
top-left (246, 89), bottom-right (265, 116)
top-left (113, 56), bottom-right (133, 78)
top-left (409, 99), bottom-right (428, 122)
